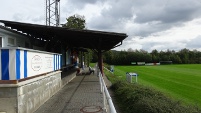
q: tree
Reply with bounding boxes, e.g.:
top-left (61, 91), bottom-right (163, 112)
top-left (102, 48), bottom-right (201, 65)
top-left (127, 48), bottom-right (134, 52)
top-left (63, 14), bottom-right (91, 65)
top-left (178, 48), bottom-right (189, 64)
top-left (103, 50), bottom-right (114, 64)
top-left (63, 14), bottom-right (86, 29)
top-left (151, 49), bottom-right (159, 62)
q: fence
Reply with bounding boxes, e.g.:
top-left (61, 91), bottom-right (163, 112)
top-left (98, 67), bottom-right (116, 113)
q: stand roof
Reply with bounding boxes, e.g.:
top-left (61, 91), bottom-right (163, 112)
top-left (0, 20), bottom-right (127, 52)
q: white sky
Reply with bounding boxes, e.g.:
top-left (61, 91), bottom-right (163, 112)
top-left (1, 0), bottom-right (201, 52)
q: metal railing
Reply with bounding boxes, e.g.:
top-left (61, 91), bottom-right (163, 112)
top-left (98, 69), bottom-right (117, 113)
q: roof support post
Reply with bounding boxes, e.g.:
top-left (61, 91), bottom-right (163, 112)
top-left (61, 47), bottom-right (66, 67)
top-left (98, 50), bottom-right (103, 75)
top-left (97, 37), bottom-right (104, 75)
top-left (87, 52), bottom-right (89, 67)
top-left (80, 51), bottom-right (83, 69)
top-left (83, 52), bottom-right (86, 67)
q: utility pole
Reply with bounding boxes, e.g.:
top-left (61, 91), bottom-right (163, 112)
top-left (46, 0), bottom-right (60, 26)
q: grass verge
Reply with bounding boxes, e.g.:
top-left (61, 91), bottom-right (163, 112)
top-left (104, 68), bottom-right (201, 113)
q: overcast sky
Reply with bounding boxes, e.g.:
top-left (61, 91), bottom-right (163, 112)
top-left (1, 0), bottom-right (201, 52)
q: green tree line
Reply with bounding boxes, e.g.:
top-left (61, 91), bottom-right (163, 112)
top-left (92, 48), bottom-right (201, 65)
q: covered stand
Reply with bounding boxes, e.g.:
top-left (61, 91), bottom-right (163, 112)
top-left (0, 20), bottom-right (127, 74)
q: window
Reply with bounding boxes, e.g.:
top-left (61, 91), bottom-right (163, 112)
top-left (8, 37), bottom-right (15, 45)
top-left (25, 42), bottom-right (29, 48)
top-left (0, 37), bottom-right (2, 47)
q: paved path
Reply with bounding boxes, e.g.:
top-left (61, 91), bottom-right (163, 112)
top-left (34, 70), bottom-right (105, 113)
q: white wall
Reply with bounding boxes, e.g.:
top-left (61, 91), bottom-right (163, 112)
top-left (0, 27), bottom-right (31, 48)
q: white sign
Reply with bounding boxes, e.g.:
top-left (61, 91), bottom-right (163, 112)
top-left (31, 55), bottom-right (42, 71)
top-left (126, 72), bottom-right (138, 83)
top-left (27, 52), bottom-right (55, 77)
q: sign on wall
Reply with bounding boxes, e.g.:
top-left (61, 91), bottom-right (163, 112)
top-left (0, 47), bottom-right (61, 80)
top-left (27, 52), bottom-right (58, 77)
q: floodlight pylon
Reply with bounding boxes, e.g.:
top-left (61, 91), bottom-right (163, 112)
top-left (46, 0), bottom-right (60, 26)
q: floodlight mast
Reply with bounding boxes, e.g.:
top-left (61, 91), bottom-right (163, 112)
top-left (46, 0), bottom-right (60, 26)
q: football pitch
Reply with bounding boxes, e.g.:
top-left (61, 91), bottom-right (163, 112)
top-left (113, 64), bottom-right (201, 107)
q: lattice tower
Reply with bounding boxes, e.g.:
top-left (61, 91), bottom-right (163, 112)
top-left (46, 0), bottom-right (60, 26)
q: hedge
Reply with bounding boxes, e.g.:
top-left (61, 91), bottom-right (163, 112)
top-left (104, 70), bottom-right (201, 113)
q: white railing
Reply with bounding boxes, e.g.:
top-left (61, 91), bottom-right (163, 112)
top-left (98, 70), bottom-right (117, 113)
top-left (103, 67), bottom-right (113, 73)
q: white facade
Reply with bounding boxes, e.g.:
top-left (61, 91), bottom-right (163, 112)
top-left (0, 25), bottom-right (70, 67)
top-left (0, 26), bottom-right (31, 48)
top-left (0, 26), bottom-right (64, 113)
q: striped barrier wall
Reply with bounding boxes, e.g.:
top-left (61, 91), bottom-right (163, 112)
top-left (0, 47), bottom-right (61, 80)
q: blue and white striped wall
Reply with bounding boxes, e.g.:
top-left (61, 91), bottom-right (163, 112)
top-left (0, 48), bottom-right (61, 80)
top-left (54, 54), bottom-right (61, 71)
top-left (0, 49), bottom-right (27, 80)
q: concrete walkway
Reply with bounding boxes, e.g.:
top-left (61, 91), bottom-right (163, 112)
top-left (34, 69), bottom-right (105, 113)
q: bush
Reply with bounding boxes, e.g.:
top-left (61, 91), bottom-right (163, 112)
top-left (104, 63), bottom-right (111, 70)
top-left (106, 75), bottom-right (201, 113)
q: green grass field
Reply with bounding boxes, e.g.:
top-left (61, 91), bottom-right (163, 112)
top-left (113, 64), bottom-right (201, 107)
